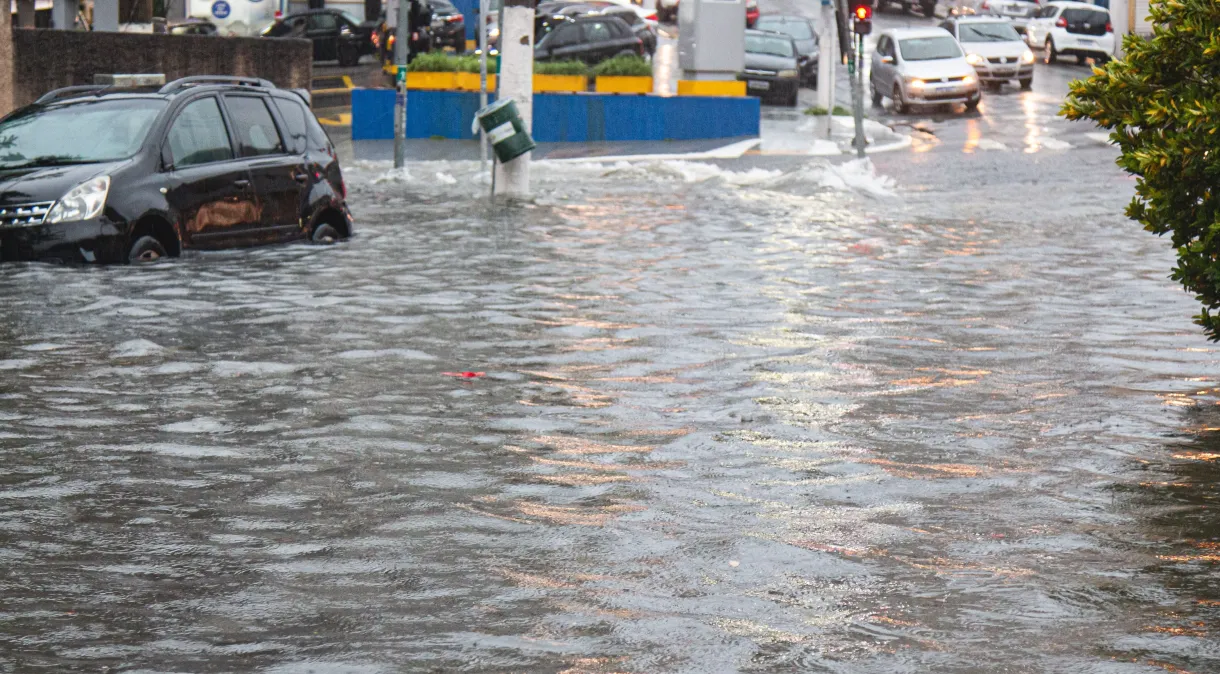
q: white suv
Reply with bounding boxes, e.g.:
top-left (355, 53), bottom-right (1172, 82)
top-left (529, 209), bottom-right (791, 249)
top-left (1024, 1), bottom-right (1114, 64)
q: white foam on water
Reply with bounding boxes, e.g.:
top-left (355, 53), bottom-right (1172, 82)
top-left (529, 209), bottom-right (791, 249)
top-left (1040, 138), bottom-right (1073, 150)
top-left (21, 343), bottom-right (67, 352)
top-left (154, 362), bottom-right (207, 375)
top-left (113, 339), bottom-right (165, 358)
top-left (0, 359), bottom-right (38, 370)
top-left (159, 418), bottom-right (233, 434)
top-left (976, 139), bottom-right (1010, 151)
top-left (212, 361), bottom-right (300, 377)
top-left (124, 443), bottom-right (242, 458)
top-left (337, 348), bottom-right (437, 360)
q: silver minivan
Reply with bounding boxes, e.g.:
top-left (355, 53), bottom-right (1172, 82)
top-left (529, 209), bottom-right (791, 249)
top-left (870, 27), bottom-right (982, 113)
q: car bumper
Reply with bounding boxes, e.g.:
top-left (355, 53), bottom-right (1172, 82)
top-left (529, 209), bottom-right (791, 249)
top-left (739, 75), bottom-right (798, 101)
top-left (971, 63), bottom-right (1034, 81)
top-left (0, 218), bottom-right (127, 264)
top-left (1057, 34), bottom-right (1115, 55)
top-left (906, 82), bottom-right (980, 104)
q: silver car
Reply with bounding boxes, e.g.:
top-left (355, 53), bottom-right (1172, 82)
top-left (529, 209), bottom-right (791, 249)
top-left (870, 27), bottom-right (982, 113)
top-left (934, 0), bottom-right (1039, 34)
top-left (940, 16), bottom-right (1036, 89)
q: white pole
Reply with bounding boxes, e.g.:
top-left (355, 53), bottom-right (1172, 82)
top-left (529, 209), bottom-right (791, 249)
top-left (393, 0), bottom-right (410, 168)
top-left (478, 0), bottom-right (489, 172)
top-left (493, 0), bottom-right (533, 199)
top-left (818, 0), bottom-right (836, 137)
top-left (1109, 0), bottom-right (1129, 58)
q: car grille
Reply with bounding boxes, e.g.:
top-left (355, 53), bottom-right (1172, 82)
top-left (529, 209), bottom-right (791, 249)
top-left (744, 68), bottom-right (777, 77)
top-left (0, 202), bottom-right (53, 229)
top-left (987, 56), bottom-right (1019, 64)
top-left (921, 76), bottom-right (969, 84)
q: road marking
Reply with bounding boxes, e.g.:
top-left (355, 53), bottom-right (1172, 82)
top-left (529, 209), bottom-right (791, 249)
top-left (318, 113), bottom-right (352, 127)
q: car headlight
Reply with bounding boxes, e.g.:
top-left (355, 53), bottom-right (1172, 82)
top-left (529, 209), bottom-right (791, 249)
top-left (777, 69), bottom-right (798, 78)
top-left (962, 74), bottom-right (977, 86)
top-left (965, 52), bottom-right (985, 66)
top-left (46, 176), bottom-right (110, 224)
top-left (905, 77), bottom-right (925, 89)
top-left (1021, 48), bottom-right (1035, 64)
top-left (489, 26), bottom-right (500, 41)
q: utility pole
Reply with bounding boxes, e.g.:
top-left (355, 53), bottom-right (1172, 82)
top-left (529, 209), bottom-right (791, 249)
top-left (817, 0), bottom-right (836, 138)
top-left (478, 0), bottom-right (489, 172)
top-left (393, 0), bottom-right (411, 169)
top-left (847, 0), bottom-right (872, 158)
top-left (493, 0), bottom-right (534, 198)
top-left (0, 0), bottom-right (12, 118)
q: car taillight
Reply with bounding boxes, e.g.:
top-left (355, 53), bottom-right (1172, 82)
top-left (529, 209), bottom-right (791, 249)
top-left (1105, 20), bottom-right (1112, 32)
top-left (1055, 16), bottom-right (1067, 27)
top-left (388, 34), bottom-right (395, 46)
top-left (446, 14), bottom-right (461, 22)
top-left (644, 11), bottom-right (656, 20)
top-left (980, 0), bottom-right (988, 8)
top-left (340, 178), bottom-right (347, 199)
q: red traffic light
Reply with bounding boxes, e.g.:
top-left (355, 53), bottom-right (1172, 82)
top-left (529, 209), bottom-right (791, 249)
top-left (854, 5), bottom-right (872, 20)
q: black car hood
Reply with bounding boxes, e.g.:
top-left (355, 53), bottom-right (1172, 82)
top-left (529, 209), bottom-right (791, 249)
top-left (0, 162), bottom-right (117, 206)
top-left (744, 52), bottom-right (798, 71)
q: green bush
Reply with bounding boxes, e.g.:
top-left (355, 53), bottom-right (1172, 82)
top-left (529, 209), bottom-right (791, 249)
top-left (534, 60), bottom-right (589, 76)
top-left (406, 52), bottom-right (461, 72)
top-left (1063, 0), bottom-right (1220, 339)
top-left (591, 55), bottom-right (652, 77)
top-left (804, 105), bottom-right (853, 116)
top-left (455, 54), bottom-right (499, 73)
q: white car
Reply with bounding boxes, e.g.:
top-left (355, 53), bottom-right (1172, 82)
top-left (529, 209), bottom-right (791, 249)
top-left (870, 27), bottom-right (981, 113)
top-left (934, 0), bottom-right (1039, 34)
top-left (1024, 1), bottom-right (1114, 64)
top-left (939, 16), bottom-right (1036, 89)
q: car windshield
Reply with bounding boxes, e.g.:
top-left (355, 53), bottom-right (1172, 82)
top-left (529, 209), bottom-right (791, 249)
top-left (745, 34), bottom-right (794, 57)
top-left (756, 19), bottom-right (814, 40)
top-left (338, 9), bottom-right (363, 23)
top-left (898, 35), bottom-right (962, 60)
top-left (0, 99), bottom-right (165, 169)
top-left (958, 22), bottom-right (1021, 41)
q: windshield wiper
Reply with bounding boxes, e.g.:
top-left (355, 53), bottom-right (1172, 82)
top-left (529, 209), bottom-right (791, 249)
top-left (0, 156), bottom-right (92, 170)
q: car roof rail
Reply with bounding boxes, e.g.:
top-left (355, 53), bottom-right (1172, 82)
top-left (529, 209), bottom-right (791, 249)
top-left (35, 85), bottom-right (112, 104)
top-left (289, 88), bottom-right (312, 106)
top-left (158, 76), bottom-right (276, 94)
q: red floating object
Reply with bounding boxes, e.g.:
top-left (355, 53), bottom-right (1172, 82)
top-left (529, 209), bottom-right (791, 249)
top-left (442, 371), bottom-right (485, 378)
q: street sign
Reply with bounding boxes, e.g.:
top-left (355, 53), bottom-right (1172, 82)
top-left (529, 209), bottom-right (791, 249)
top-left (211, 0), bottom-right (230, 18)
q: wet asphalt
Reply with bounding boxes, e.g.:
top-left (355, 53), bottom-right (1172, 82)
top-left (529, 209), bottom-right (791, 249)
top-left (3, 8), bottom-right (1220, 674)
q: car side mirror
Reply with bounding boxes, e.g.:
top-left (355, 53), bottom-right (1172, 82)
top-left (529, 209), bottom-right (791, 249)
top-left (881, 55), bottom-right (894, 64)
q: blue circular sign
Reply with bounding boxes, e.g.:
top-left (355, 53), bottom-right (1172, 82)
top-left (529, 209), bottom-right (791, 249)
top-left (211, 0), bottom-right (230, 18)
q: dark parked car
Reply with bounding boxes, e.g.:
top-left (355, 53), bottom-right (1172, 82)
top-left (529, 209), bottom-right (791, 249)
top-left (169, 18), bottom-right (219, 35)
top-left (535, 2), bottom-right (657, 55)
top-left (429, 0), bottom-right (466, 52)
top-left (753, 15), bottom-right (818, 86)
top-left (535, 15), bottom-right (643, 64)
top-left (739, 29), bottom-right (801, 106)
top-left (262, 9), bottom-right (376, 67)
top-left (0, 76), bottom-right (352, 264)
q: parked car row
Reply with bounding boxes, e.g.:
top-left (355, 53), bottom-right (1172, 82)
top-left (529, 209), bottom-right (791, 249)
top-left (656, 0), bottom-right (760, 27)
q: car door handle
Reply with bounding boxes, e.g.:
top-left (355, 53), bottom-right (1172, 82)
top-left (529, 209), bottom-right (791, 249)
top-left (292, 172), bottom-right (310, 183)
top-left (234, 179), bottom-right (250, 189)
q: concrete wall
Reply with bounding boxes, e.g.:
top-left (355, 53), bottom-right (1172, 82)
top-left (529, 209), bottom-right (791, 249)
top-left (0, 8), bottom-right (13, 116)
top-left (10, 30), bottom-right (312, 109)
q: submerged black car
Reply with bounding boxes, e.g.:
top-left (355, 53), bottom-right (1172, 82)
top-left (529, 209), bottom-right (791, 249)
top-left (740, 29), bottom-right (801, 106)
top-left (753, 15), bottom-right (818, 86)
top-left (0, 76), bottom-right (352, 264)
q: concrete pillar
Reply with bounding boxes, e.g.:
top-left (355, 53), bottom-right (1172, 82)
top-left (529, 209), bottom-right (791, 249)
top-left (492, 0), bottom-right (534, 199)
top-left (16, 0), bottom-right (36, 27)
top-left (816, 0), bottom-right (836, 111)
top-left (52, 0), bottom-right (76, 29)
top-left (1109, 0), bottom-right (1129, 57)
top-left (94, 0), bottom-right (120, 31)
top-left (0, 3), bottom-right (12, 116)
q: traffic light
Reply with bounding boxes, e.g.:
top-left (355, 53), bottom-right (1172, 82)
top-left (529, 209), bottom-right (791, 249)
top-left (851, 0), bottom-right (872, 35)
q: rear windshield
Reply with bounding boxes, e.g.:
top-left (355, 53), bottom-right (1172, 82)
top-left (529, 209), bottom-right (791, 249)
top-left (958, 22), bottom-right (1021, 42)
top-left (756, 19), bottom-right (813, 40)
top-left (0, 98), bottom-right (165, 169)
top-left (899, 35), bottom-right (962, 61)
top-left (1062, 8), bottom-right (1108, 23)
top-left (745, 34), bottom-right (794, 57)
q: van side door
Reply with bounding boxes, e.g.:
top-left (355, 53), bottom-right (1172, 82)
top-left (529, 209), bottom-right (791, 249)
top-left (221, 94), bottom-right (308, 244)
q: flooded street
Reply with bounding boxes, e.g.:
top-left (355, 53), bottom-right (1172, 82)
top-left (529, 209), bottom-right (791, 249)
top-left (3, 138), bottom-right (1219, 672)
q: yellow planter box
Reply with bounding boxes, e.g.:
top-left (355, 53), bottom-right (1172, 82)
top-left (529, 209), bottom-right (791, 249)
top-left (594, 76), bottom-right (653, 94)
top-left (533, 74), bottom-right (588, 93)
top-left (407, 72), bottom-right (460, 90)
top-left (456, 72), bottom-right (497, 91)
top-left (676, 80), bottom-right (747, 97)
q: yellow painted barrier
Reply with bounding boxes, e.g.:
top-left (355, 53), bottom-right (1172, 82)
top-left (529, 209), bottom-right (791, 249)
top-left (533, 74), bottom-right (588, 93)
top-left (677, 80), bottom-right (747, 97)
top-left (407, 72), bottom-right (460, 90)
top-left (456, 72), bottom-right (497, 91)
top-left (594, 76), bottom-right (653, 94)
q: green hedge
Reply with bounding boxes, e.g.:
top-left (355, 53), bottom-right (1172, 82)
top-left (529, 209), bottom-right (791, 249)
top-left (534, 60), bottom-right (589, 76)
top-left (407, 52), bottom-right (588, 76)
top-left (591, 55), bottom-right (652, 78)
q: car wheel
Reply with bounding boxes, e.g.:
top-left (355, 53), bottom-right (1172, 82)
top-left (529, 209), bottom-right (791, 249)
top-left (127, 235), bottom-right (167, 264)
top-left (892, 84), bottom-right (908, 114)
top-left (1019, 77), bottom-right (1033, 90)
top-left (1044, 38), bottom-right (1058, 64)
top-left (786, 90), bottom-right (799, 107)
top-left (1094, 53), bottom-right (1110, 65)
top-left (965, 95), bottom-right (980, 112)
top-left (312, 223), bottom-right (341, 244)
top-left (1076, 53), bottom-right (1087, 65)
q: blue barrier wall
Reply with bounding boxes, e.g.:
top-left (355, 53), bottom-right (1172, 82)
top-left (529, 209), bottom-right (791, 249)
top-left (350, 88), bottom-right (761, 142)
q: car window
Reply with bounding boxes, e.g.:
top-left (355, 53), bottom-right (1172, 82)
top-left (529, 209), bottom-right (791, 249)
top-left (272, 97), bottom-right (310, 154)
top-left (0, 98), bottom-right (164, 169)
top-left (308, 13), bottom-right (338, 30)
top-left (582, 20), bottom-right (612, 42)
top-left (757, 19), bottom-right (813, 40)
top-left (1038, 6), bottom-right (1058, 18)
top-left (745, 33), bottom-right (794, 57)
top-left (898, 35), bottom-right (962, 60)
top-left (1062, 8), bottom-right (1107, 23)
top-left (958, 22), bottom-right (1021, 41)
top-left (548, 23), bottom-right (580, 46)
top-left (166, 97), bottom-right (233, 168)
top-left (223, 96), bottom-right (284, 157)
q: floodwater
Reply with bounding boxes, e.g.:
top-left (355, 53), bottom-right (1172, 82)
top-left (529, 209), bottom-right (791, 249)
top-left (1, 149), bottom-right (1218, 673)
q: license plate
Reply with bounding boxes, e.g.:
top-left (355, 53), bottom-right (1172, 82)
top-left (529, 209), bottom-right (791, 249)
top-left (1078, 39), bottom-right (1095, 45)
top-left (747, 80), bottom-right (770, 91)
